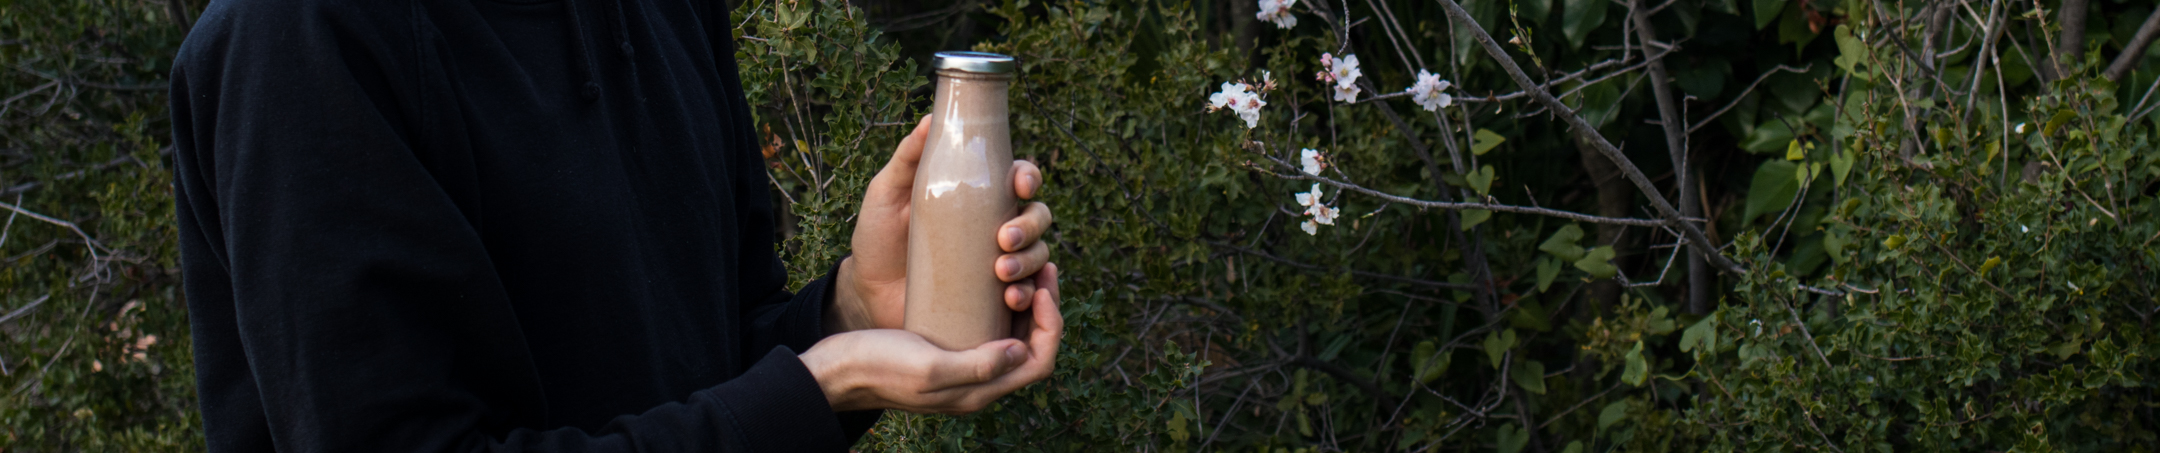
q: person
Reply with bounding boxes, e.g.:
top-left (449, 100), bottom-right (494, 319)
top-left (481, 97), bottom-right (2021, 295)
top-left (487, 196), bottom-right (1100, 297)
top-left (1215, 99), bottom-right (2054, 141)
top-left (165, 0), bottom-right (1062, 451)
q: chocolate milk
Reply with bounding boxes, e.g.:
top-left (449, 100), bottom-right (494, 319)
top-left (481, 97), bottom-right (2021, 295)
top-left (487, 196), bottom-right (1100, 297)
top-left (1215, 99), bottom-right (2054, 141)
top-left (905, 52), bottom-right (1019, 351)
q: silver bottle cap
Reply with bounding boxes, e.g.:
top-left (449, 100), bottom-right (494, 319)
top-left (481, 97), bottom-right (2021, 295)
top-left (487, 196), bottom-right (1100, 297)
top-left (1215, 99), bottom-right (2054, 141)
top-left (932, 51), bottom-right (1017, 74)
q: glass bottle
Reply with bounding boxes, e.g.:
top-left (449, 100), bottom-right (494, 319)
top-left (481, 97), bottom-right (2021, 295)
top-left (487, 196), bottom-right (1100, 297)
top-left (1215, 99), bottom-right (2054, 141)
top-left (905, 51), bottom-right (1019, 351)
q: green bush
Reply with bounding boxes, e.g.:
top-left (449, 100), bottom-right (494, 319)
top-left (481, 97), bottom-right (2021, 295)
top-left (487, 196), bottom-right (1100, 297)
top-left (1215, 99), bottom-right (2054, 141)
top-left (5, 0), bottom-right (2158, 450)
top-left (0, 0), bottom-right (197, 449)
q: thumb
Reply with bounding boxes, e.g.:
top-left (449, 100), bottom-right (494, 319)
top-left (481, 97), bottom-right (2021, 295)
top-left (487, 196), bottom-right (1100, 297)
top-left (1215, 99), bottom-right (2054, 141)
top-left (870, 114), bottom-right (935, 196)
top-left (928, 339), bottom-right (1027, 390)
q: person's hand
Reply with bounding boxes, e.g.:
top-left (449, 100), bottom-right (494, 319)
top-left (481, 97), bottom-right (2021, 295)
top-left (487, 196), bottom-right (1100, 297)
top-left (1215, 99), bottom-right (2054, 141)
top-left (801, 263), bottom-right (1063, 413)
top-left (828, 114), bottom-right (1054, 333)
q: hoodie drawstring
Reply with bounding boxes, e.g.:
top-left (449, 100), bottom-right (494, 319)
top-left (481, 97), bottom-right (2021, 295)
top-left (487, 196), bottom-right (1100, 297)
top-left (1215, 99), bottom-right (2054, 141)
top-left (564, 0), bottom-right (603, 103)
top-left (564, 0), bottom-right (641, 104)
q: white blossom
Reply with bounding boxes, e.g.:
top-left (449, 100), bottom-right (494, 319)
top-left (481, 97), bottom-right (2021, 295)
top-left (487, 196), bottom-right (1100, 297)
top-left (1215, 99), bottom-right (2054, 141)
top-left (1293, 183), bottom-right (1339, 235)
top-left (1328, 54), bottom-right (1361, 87)
top-left (1318, 53), bottom-right (1363, 102)
top-left (1407, 69), bottom-right (1454, 112)
top-left (1207, 82), bottom-right (1267, 129)
top-left (1299, 148), bottom-right (1326, 175)
top-left (1256, 0), bottom-right (1298, 29)
top-left (1333, 83), bottom-right (1361, 103)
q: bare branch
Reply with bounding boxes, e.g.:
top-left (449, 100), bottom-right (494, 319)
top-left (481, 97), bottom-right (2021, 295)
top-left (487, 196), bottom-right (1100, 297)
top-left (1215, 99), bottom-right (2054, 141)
top-left (1434, 0), bottom-right (1745, 275)
top-left (1252, 160), bottom-right (1673, 227)
top-left (2104, 7), bottom-right (2160, 81)
top-left (1685, 64), bottom-right (1811, 136)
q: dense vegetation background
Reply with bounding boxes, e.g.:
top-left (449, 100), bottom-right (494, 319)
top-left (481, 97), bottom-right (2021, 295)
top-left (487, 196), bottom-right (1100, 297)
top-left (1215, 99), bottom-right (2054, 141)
top-left (3, 0), bottom-right (2156, 450)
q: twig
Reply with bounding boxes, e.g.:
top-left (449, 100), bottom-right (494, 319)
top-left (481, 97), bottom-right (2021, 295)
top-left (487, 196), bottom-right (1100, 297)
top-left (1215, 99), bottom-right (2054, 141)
top-left (1536, 380), bottom-right (1623, 431)
top-left (0, 199), bottom-right (108, 274)
top-left (1784, 299), bottom-right (1834, 370)
top-left (1436, 0), bottom-right (1743, 275)
top-left (0, 295), bottom-right (49, 325)
top-left (1253, 162), bottom-right (1672, 227)
top-left (1684, 65), bottom-right (1812, 136)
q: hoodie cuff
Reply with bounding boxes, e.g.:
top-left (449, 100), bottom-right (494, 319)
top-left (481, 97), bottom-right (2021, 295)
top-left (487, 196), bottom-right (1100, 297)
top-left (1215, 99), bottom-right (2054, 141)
top-left (775, 256), bottom-right (848, 354)
top-left (702, 346), bottom-right (849, 452)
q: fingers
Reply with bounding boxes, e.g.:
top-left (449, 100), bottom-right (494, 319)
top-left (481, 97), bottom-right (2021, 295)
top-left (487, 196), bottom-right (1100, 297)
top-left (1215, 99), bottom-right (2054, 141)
top-left (924, 338), bottom-right (1028, 391)
top-left (979, 263), bottom-right (1066, 392)
top-left (1004, 280), bottom-right (1037, 312)
top-left (995, 240), bottom-right (1050, 283)
top-left (1012, 160), bottom-right (1043, 200)
top-left (999, 202), bottom-right (1053, 253)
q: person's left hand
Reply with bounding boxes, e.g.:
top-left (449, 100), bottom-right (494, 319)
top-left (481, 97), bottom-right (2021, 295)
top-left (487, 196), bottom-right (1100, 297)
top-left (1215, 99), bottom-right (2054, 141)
top-left (827, 114), bottom-right (1054, 333)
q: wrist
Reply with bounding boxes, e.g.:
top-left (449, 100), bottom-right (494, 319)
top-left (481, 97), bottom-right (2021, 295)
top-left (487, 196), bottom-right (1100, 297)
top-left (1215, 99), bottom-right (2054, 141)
top-left (826, 257), bottom-right (872, 333)
top-left (800, 339), bottom-right (867, 412)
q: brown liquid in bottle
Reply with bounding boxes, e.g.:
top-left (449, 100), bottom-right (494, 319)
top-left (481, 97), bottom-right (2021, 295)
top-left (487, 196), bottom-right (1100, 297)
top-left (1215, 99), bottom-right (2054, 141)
top-left (905, 52), bottom-right (1018, 351)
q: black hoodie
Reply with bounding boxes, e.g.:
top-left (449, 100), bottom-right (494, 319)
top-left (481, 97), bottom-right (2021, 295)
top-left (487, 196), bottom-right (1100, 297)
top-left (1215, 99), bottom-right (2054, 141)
top-left (168, 0), bottom-right (878, 451)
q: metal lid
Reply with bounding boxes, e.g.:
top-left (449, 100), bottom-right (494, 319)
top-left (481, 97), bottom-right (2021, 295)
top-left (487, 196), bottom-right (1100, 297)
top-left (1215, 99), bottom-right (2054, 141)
top-left (932, 51), bottom-right (1017, 74)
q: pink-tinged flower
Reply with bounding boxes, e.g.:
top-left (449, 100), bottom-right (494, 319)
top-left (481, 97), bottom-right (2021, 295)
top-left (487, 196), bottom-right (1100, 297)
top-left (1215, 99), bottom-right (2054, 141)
top-left (1300, 148), bottom-right (1326, 175)
top-left (1208, 82), bottom-right (1267, 128)
top-left (1294, 183), bottom-right (1339, 235)
top-left (1319, 53), bottom-right (1363, 102)
top-left (1257, 0), bottom-right (1298, 29)
top-left (1408, 69), bottom-right (1454, 112)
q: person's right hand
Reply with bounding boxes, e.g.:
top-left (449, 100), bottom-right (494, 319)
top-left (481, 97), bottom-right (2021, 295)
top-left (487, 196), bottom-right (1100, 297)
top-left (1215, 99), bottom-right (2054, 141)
top-left (799, 263), bottom-right (1063, 414)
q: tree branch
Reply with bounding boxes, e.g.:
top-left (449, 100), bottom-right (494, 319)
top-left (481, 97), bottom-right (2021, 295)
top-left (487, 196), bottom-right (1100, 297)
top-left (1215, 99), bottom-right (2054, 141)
top-left (1433, 0), bottom-right (1744, 275)
top-left (1625, 0), bottom-right (1708, 313)
top-left (2053, 0), bottom-right (2090, 78)
top-left (2104, 7), bottom-right (2160, 81)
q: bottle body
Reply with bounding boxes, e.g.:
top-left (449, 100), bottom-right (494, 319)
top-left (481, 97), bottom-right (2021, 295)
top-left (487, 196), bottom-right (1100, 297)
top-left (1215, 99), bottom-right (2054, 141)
top-left (904, 66), bottom-right (1016, 351)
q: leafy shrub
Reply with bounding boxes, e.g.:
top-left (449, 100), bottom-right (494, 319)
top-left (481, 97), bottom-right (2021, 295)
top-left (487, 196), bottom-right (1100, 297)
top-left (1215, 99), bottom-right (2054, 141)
top-left (4, 0), bottom-right (2158, 450)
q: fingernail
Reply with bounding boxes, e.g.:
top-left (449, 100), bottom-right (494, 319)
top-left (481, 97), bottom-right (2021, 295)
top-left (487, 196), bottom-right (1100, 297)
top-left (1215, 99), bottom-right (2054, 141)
top-left (1005, 344), bottom-right (1026, 363)
top-left (998, 257), bottom-right (1018, 278)
top-left (1003, 227), bottom-right (1023, 248)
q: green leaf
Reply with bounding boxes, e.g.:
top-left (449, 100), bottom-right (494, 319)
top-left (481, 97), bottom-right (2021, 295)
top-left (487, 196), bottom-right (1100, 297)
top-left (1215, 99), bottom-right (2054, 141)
top-left (1411, 340), bottom-right (1450, 384)
top-left (1539, 224), bottom-right (1587, 262)
top-left (1512, 360), bottom-right (1547, 394)
top-left (1751, 0), bottom-right (1786, 30)
top-left (1823, 231), bottom-right (1849, 265)
top-left (1466, 165), bottom-right (1496, 194)
top-left (1829, 148), bottom-right (1855, 187)
top-left (1577, 80), bottom-right (1622, 127)
top-left (1832, 25), bottom-right (1870, 79)
top-left (1471, 129), bottom-right (1508, 155)
top-left (1785, 139), bottom-right (1805, 160)
top-left (1460, 209), bottom-right (1493, 231)
top-left (1674, 59), bottom-right (1732, 100)
top-left (1978, 256), bottom-right (2001, 277)
top-left (1740, 119), bottom-right (1795, 154)
top-left (1518, 0), bottom-right (1553, 25)
top-left (1681, 312), bottom-right (1719, 353)
top-left (1483, 329), bottom-right (1519, 369)
top-left (1743, 160), bottom-right (1801, 224)
top-left (1574, 246), bottom-right (1618, 279)
top-left (1562, 0), bottom-right (1609, 49)
top-left (1534, 257), bottom-right (1562, 293)
top-left (1561, 441), bottom-right (1585, 453)
top-left (1597, 401), bottom-right (1628, 431)
top-left (1775, 0), bottom-right (1817, 53)
top-left (1167, 407), bottom-right (1191, 442)
top-left (2043, 109), bottom-right (2076, 136)
top-left (1496, 423), bottom-right (1530, 453)
top-left (1622, 341), bottom-right (1649, 386)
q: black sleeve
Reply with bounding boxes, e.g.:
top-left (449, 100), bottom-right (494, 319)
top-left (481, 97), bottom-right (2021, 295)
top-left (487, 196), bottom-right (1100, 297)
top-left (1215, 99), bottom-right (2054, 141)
top-left (705, 0), bottom-right (886, 439)
top-left (168, 1), bottom-right (856, 451)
